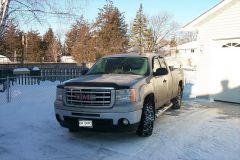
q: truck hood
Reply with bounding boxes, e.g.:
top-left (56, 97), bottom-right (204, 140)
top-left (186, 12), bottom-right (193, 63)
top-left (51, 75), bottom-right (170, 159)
top-left (63, 74), bottom-right (145, 89)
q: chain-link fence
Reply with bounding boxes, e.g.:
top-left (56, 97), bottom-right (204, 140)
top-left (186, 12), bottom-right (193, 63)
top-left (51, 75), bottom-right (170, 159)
top-left (0, 75), bottom-right (80, 105)
top-left (0, 77), bottom-right (8, 104)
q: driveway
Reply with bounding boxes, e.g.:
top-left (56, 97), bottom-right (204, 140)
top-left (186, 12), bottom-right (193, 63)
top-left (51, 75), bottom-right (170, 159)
top-left (0, 91), bottom-right (239, 160)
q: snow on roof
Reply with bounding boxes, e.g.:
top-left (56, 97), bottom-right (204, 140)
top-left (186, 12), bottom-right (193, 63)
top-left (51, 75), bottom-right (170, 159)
top-left (13, 68), bottom-right (30, 74)
top-left (0, 55), bottom-right (7, 58)
top-left (32, 67), bottom-right (40, 71)
top-left (0, 55), bottom-right (11, 63)
top-left (60, 56), bottom-right (76, 63)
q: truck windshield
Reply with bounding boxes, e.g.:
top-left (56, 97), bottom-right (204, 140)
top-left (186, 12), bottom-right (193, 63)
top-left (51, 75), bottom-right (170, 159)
top-left (87, 57), bottom-right (149, 75)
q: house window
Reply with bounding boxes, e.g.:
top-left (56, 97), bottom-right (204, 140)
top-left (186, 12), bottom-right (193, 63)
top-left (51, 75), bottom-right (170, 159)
top-left (233, 43), bottom-right (240, 47)
top-left (222, 43), bottom-right (240, 48)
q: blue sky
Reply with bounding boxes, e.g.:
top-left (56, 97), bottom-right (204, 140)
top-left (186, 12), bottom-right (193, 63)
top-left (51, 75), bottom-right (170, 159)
top-left (82, 0), bottom-right (221, 25)
top-left (22, 0), bottom-right (221, 38)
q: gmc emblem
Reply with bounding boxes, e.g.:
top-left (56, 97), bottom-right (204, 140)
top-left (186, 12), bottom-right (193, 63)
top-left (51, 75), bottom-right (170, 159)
top-left (75, 94), bottom-right (96, 101)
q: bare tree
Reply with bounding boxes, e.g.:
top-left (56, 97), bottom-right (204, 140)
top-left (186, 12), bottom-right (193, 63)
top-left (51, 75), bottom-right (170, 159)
top-left (0, 0), bottom-right (81, 39)
top-left (0, 0), bottom-right (10, 37)
top-left (176, 31), bottom-right (198, 45)
top-left (149, 12), bottom-right (179, 52)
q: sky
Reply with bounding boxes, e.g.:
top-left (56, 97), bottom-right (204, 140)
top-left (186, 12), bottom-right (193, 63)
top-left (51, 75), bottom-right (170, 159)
top-left (22, 0), bottom-right (221, 39)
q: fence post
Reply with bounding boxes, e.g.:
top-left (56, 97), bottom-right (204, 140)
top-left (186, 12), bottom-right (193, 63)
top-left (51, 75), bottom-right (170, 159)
top-left (6, 76), bottom-right (11, 103)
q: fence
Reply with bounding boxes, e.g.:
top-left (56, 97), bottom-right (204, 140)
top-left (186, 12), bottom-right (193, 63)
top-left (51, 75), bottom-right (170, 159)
top-left (0, 66), bottom-right (83, 79)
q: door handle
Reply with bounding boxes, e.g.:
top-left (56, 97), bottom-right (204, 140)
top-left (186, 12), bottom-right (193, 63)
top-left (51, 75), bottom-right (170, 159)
top-left (163, 79), bottom-right (167, 83)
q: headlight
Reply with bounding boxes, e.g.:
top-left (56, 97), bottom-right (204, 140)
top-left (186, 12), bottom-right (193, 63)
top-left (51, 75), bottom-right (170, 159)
top-left (56, 88), bottom-right (63, 101)
top-left (116, 89), bottom-right (136, 103)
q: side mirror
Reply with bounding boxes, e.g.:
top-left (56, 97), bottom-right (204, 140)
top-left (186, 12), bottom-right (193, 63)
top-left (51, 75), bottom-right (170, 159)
top-left (154, 68), bottom-right (168, 76)
top-left (81, 68), bottom-right (89, 75)
top-left (169, 66), bottom-right (174, 71)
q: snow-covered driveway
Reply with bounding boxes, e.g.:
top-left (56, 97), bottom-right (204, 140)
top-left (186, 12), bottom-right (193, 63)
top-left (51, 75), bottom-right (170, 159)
top-left (0, 83), bottom-right (240, 160)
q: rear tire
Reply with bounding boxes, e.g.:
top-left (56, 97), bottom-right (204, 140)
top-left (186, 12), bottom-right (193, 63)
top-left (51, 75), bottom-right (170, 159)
top-left (137, 100), bottom-right (155, 137)
top-left (171, 85), bottom-right (183, 110)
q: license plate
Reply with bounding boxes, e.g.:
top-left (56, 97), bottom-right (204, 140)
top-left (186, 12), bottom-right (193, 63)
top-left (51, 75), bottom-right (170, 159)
top-left (79, 120), bottom-right (93, 128)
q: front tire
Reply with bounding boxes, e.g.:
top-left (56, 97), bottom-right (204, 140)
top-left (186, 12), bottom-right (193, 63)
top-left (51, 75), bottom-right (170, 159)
top-left (137, 100), bottom-right (155, 137)
top-left (171, 85), bottom-right (183, 109)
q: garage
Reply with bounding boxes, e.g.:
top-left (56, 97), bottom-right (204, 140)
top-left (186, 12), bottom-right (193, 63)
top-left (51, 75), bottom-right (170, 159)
top-left (210, 39), bottom-right (240, 103)
top-left (181, 0), bottom-right (240, 103)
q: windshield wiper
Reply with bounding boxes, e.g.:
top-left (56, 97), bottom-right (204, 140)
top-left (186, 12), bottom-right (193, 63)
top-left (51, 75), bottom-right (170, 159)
top-left (118, 72), bottom-right (141, 75)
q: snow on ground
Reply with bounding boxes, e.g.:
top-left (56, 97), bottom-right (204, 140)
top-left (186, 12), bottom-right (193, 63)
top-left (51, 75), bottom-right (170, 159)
top-left (0, 81), bottom-right (61, 105)
top-left (0, 82), bottom-right (240, 160)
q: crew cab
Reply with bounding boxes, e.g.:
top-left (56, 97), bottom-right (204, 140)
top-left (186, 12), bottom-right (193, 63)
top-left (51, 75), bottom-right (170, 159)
top-left (54, 53), bottom-right (184, 136)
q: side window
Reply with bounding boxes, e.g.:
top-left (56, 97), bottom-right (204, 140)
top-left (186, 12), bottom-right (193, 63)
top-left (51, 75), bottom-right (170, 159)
top-left (159, 59), bottom-right (167, 69)
top-left (153, 58), bottom-right (160, 72)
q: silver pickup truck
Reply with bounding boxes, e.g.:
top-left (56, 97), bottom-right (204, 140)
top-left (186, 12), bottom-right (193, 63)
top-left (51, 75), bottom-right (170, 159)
top-left (54, 53), bottom-right (184, 137)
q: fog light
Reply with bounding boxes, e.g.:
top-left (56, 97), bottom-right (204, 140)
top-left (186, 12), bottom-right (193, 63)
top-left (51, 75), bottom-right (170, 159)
top-left (122, 119), bottom-right (129, 125)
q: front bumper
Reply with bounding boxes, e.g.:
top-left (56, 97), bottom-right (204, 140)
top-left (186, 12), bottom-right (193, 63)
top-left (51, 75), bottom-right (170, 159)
top-left (55, 108), bottom-right (142, 132)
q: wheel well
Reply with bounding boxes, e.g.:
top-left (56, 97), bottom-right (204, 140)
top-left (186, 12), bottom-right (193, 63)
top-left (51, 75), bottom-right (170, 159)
top-left (144, 93), bottom-right (155, 111)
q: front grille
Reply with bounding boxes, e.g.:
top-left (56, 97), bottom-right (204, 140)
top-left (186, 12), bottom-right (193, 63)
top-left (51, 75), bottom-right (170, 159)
top-left (64, 87), bottom-right (115, 108)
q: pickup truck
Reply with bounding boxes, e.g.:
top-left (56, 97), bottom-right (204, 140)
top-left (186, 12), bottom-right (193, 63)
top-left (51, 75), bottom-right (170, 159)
top-left (54, 53), bottom-right (184, 137)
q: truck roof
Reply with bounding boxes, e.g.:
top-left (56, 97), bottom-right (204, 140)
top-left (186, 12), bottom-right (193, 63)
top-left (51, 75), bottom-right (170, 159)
top-left (103, 53), bottom-right (162, 59)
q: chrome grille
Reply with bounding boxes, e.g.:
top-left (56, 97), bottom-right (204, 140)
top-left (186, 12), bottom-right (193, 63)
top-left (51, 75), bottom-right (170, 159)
top-left (64, 87), bottom-right (114, 107)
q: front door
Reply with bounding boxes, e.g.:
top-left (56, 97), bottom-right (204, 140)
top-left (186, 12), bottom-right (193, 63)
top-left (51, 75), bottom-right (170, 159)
top-left (159, 58), bottom-right (172, 100)
top-left (152, 57), bottom-right (168, 108)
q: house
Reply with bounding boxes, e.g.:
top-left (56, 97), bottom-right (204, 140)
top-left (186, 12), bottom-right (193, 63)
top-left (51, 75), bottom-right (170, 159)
top-left (182, 0), bottom-right (240, 103)
top-left (170, 41), bottom-right (200, 69)
top-left (170, 41), bottom-right (199, 55)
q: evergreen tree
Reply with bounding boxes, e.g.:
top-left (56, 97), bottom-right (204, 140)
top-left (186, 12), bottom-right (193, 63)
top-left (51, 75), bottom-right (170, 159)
top-left (94, 0), bottom-right (128, 57)
top-left (130, 4), bottom-right (153, 53)
top-left (65, 23), bottom-right (79, 56)
top-left (64, 1), bottom-right (129, 62)
top-left (145, 28), bottom-right (154, 52)
top-left (0, 22), bottom-right (21, 61)
top-left (42, 28), bottom-right (60, 62)
top-left (71, 17), bottom-right (95, 62)
top-left (26, 30), bottom-right (42, 62)
top-left (65, 16), bottom-right (96, 63)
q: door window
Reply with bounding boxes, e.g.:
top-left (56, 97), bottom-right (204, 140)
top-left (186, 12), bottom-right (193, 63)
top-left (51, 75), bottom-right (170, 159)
top-left (153, 58), bottom-right (160, 72)
top-left (159, 59), bottom-right (167, 69)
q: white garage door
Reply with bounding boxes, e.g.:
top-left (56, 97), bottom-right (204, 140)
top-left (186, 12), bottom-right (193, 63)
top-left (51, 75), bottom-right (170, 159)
top-left (211, 40), bottom-right (240, 103)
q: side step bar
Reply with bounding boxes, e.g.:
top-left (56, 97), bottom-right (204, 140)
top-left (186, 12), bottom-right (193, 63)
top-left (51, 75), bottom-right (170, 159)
top-left (155, 103), bottom-right (173, 118)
